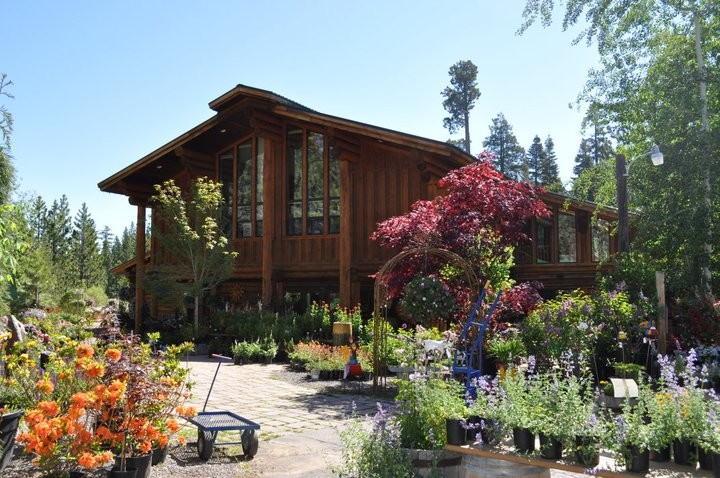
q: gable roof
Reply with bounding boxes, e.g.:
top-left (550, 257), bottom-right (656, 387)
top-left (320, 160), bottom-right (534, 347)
top-left (98, 84), bottom-right (472, 199)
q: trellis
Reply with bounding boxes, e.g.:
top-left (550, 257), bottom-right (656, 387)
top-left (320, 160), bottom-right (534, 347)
top-left (372, 246), bottom-right (479, 392)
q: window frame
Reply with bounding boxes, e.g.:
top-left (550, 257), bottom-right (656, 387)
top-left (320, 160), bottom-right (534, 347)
top-left (285, 124), bottom-right (340, 237)
top-left (216, 134), bottom-right (264, 240)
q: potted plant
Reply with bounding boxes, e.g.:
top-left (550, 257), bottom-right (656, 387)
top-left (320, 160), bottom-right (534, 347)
top-left (258, 336), bottom-right (278, 364)
top-left (231, 340), bottom-right (253, 365)
top-left (496, 361), bottom-right (541, 453)
top-left (604, 383), bottom-right (652, 473)
top-left (485, 331), bottom-right (525, 376)
top-left (466, 375), bottom-right (504, 446)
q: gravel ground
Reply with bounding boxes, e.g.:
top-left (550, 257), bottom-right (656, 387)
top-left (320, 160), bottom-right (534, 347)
top-left (2, 365), bottom-right (393, 478)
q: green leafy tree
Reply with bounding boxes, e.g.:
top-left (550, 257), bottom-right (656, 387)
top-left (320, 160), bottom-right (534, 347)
top-left (0, 74), bottom-right (15, 205)
top-left (148, 177), bottom-right (238, 335)
top-left (525, 135), bottom-right (545, 186)
top-left (520, 0), bottom-right (720, 295)
top-left (483, 113), bottom-right (526, 180)
top-left (442, 60), bottom-right (481, 154)
top-left (2, 199), bottom-right (52, 310)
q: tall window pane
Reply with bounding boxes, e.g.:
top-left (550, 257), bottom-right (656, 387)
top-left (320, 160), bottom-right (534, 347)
top-left (328, 146), bottom-right (340, 234)
top-left (219, 150), bottom-right (234, 237)
top-left (306, 132), bottom-right (325, 235)
top-left (558, 213), bottom-right (577, 263)
top-left (536, 217), bottom-right (552, 263)
top-left (286, 128), bottom-right (303, 235)
top-left (592, 218), bottom-right (610, 262)
top-left (237, 140), bottom-right (253, 238)
top-left (255, 138), bottom-right (264, 237)
top-left (515, 220), bottom-right (533, 265)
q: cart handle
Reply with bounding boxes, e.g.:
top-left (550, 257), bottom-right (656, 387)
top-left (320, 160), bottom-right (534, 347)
top-left (211, 354), bottom-right (233, 361)
top-left (203, 354), bottom-right (232, 412)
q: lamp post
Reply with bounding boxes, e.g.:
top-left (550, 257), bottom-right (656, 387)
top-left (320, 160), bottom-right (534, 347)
top-left (615, 144), bottom-right (664, 253)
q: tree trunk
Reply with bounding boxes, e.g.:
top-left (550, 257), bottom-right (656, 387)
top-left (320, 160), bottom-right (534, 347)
top-left (693, 9), bottom-right (713, 299)
top-left (194, 295), bottom-right (200, 338)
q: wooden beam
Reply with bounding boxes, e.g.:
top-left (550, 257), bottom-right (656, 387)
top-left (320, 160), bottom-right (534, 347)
top-left (261, 140), bottom-right (276, 306)
top-left (339, 158), bottom-right (353, 307)
top-left (134, 203), bottom-right (147, 334)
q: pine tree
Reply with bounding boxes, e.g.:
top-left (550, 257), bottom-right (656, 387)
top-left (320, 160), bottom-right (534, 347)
top-left (441, 60), bottom-right (481, 154)
top-left (525, 136), bottom-right (545, 186)
top-left (28, 195), bottom-right (47, 241)
top-left (482, 113), bottom-right (525, 180)
top-left (46, 195), bottom-right (72, 264)
top-left (540, 136), bottom-right (562, 190)
top-left (573, 138), bottom-right (595, 178)
top-left (70, 203), bottom-right (103, 289)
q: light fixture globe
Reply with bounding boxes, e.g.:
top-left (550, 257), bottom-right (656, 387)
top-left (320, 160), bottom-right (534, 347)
top-left (650, 144), bottom-right (664, 166)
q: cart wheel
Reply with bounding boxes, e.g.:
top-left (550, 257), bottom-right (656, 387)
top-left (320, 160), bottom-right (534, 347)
top-left (241, 429), bottom-right (259, 458)
top-left (197, 430), bottom-right (215, 461)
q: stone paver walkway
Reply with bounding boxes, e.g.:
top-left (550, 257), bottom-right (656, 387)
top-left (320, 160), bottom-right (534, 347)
top-left (182, 356), bottom-right (382, 477)
top-left (185, 357), bottom-right (380, 437)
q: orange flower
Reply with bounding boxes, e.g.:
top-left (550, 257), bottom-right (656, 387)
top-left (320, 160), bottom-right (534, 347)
top-left (166, 418), bottom-right (180, 433)
top-left (37, 401), bottom-right (60, 417)
top-left (35, 379), bottom-right (54, 394)
top-left (177, 435), bottom-right (187, 446)
top-left (139, 439), bottom-right (152, 454)
top-left (104, 348), bottom-right (122, 362)
top-left (175, 405), bottom-right (197, 418)
top-left (77, 452), bottom-right (96, 469)
top-left (76, 343), bottom-right (95, 358)
top-left (82, 361), bottom-right (105, 378)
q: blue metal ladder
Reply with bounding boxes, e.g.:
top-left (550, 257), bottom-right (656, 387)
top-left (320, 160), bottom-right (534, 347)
top-left (452, 284), bottom-right (501, 397)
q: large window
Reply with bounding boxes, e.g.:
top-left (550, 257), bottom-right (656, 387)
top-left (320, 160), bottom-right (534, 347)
top-left (558, 213), bottom-right (577, 263)
top-left (286, 126), bottom-right (340, 236)
top-left (592, 218), bottom-right (611, 262)
top-left (536, 217), bottom-right (553, 263)
top-left (218, 137), bottom-right (265, 239)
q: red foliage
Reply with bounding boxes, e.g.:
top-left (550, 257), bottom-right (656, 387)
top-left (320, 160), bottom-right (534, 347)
top-left (493, 281), bottom-right (544, 323)
top-left (371, 154), bottom-right (551, 300)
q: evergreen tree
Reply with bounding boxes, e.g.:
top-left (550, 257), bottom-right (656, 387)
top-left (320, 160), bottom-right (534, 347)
top-left (441, 60), bottom-right (481, 154)
top-left (482, 113), bottom-right (525, 180)
top-left (70, 203), bottom-right (103, 290)
top-left (573, 138), bottom-right (595, 178)
top-left (28, 195), bottom-right (47, 241)
top-left (46, 195), bottom-right (72, 264)
top-left (540, 136), bottom-right (562, 189)
top-left (525, 136), bottom-right (545, 186)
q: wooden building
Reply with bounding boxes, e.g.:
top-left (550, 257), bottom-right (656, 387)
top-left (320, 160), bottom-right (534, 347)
top-left (98, 85), bottom-right (617, 325)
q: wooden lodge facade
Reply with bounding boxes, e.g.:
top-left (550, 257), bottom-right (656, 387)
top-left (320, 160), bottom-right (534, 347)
top-left (98, 85), bottom-right (618, 325)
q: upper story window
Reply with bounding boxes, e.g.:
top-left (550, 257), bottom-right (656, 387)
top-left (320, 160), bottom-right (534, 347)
top-left (218, 136), bottom-right (265, 239)
top-left (558, 212), bottom-right (577, 263)
top-left (592, 217), bottom-right (611, 262)
top-left (536, 217), bottom-right (553, 264)
top-left (286, 126), bottom-right (340, 236)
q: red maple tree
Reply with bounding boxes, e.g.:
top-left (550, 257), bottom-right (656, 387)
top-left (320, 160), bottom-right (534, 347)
top-left (371, 152), bottom-right (550, 306)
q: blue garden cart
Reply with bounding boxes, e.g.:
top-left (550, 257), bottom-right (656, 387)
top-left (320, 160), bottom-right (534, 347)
top-left (188, 354), bottom-right (261, 461)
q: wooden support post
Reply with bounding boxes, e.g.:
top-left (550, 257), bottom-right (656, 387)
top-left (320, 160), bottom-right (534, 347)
top-left (339, 158), bottom-right (353, 307)
top-left (134, 202), bottom-right (147, 334)
top-left (656, 271), bottom-right (667, 354)
top-left (261, 139), bottom-right (275, 306)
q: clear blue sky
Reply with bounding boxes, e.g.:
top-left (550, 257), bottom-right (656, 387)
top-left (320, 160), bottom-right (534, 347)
top-left (3, 1), bottom-right (597, 237)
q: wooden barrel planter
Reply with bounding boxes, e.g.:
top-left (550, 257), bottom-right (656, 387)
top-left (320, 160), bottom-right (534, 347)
top-left (405, 448), bottom-right (462, 478)
top-left (461, 455), bottom-right (551, 478)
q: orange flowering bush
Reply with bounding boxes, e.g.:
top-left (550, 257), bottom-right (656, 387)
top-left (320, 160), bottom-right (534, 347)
top-left (16, 334), bottom-right (195, 476)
